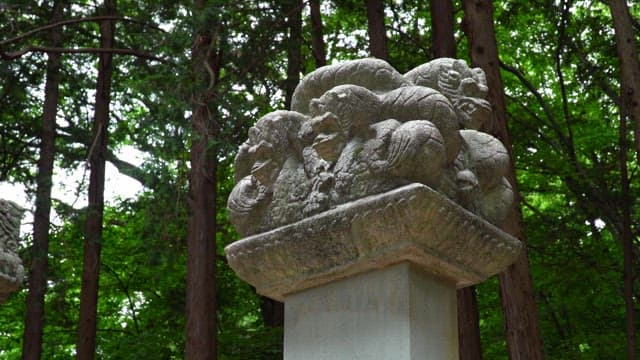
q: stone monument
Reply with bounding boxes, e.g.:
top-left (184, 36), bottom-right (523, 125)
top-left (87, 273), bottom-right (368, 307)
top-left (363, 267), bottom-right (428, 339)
top-left (225, 58), bottom-right (522, 359)
top-left (0, 199), bottom-right (24, 304)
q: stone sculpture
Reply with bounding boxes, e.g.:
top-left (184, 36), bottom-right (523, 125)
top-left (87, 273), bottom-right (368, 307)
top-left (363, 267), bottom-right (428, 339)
top-left (228, 58), bottom-right (513, 237)
top-left (0, 199), bottom-right (24, 304)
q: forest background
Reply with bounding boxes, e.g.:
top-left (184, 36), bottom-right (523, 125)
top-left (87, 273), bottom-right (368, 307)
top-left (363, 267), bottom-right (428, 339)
top-left (0, 0), bottom-right (639, 359)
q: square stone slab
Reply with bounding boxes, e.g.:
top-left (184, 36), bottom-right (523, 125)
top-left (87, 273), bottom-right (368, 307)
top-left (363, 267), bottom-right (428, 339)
top-left (284, 262), bottom-right (458, 359)
top-left (225, 183), bottom-right (522, 301)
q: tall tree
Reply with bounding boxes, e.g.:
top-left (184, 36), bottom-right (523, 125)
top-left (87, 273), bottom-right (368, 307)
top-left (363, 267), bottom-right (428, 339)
top-left (185, 0), bottom-right (221, 358)
top-left (462, 1), bottom-right (545, 359)
top-left (430, 0), bottom-right (456, 59)
top-left (430, 1), bottom-right (483, 357)
top-left (22, 2), bottom-right (65, 359)
top-left (284, 0), bottom-right (303, 110)
top-left (617, 86), bottom-right (636, 360)
top-left (309, 0), bottom-right (326, 67)
top-left (609, 0), bottom-right (640, 163)
top-left (76, 0), bottom-right (116, 358)
top-left (364, 0), bottom-right (389, 61)
top-left (608, 1), bottom-right (639, 358)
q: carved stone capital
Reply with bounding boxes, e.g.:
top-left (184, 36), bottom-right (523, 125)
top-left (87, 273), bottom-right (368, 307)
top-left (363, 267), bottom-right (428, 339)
top-left (225, 183), bottom-right (521, 301)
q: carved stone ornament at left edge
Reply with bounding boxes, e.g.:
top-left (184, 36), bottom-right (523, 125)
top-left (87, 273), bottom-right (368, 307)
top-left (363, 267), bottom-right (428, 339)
top-left (0, 199), bottom-right (24, 304)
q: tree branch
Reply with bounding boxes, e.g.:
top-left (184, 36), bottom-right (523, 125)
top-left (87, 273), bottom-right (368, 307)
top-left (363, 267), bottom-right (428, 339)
top-left (555, 0), bottom-right (575, 156)
top-left (499, 60), bottom-right (565, 140)
top-left (570, 40), bottom-right (621, 106)
top-left (1, 45), bottom-right (165, 62)
top-left (101, 262), bottom-right (141, 334)
top-left (57, 127), bottom-right (154, 188)
top-left (105, 151), bottom-right (151, 188)
top-left (0, 16), bottom-right (165, 47)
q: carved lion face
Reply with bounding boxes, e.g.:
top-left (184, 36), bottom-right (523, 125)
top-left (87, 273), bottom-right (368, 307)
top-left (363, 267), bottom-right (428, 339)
top-left (237, 111), bottom-right (306, 187)
top-left (309, 112), bottom-right (345, 162)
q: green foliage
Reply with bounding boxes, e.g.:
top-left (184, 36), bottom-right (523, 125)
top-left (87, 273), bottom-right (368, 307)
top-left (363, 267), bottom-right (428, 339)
top-left (0, 1), bottom-right (48, 183)
top-left (489, 1), bottom-right (639, 358)
top-left (0, 0), bottom-right (638, 359)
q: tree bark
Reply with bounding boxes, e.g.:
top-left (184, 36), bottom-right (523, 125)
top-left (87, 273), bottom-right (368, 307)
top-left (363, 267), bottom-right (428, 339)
top-left (22, 2), bottom-right (64, 359)
top-left (284, 0), bottom-right (302, 110)
top-left (76, 1), bottom-right (116, 359)
top-left (309, 0), bottom-right (326, 68)
top-left (430, 2), bottom-right (484, 357)
top-left (618, 102), bottom-right (636, 360)
top-left (185, 1), bottom-right (220, 359)
top-left (364, 0), bottom-right (389, 61)
top-left (609, 3), bottom-right (638, 358)
top-left (430, 0), bottom-right (456, 59)
top-left (462, 1), bottom-right (545, 359)
top-left (609, 0), bottom-right (640, 164)
top-left (457, 286), bottom-right (483, 360)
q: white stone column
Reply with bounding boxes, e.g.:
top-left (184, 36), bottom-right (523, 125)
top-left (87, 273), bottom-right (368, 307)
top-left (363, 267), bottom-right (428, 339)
top-left (284, 262), bottom-right (457, 360)
top-left (226, 184), bottom-right (522, 360)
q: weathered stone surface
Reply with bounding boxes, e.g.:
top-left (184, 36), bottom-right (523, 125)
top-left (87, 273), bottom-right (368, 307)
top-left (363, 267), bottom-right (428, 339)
top-left (404, 58), bottom-right (491, 131)
top-left (0, 199), bottom-right (24, 304)
top-left (226, 57), bottom-right (522, 359)
top-left (227, 58), bottom-right (513, 237)
top-left (225, 183), bottom-right (522, 302)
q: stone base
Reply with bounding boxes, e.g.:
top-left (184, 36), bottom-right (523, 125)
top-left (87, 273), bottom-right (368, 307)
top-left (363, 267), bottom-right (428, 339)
top-left (284, 262), bottom-right (458, 360)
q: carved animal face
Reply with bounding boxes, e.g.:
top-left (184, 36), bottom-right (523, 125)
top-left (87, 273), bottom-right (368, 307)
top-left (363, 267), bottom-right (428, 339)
top-left (242, 111), bottom-right (300, 187)
top-left (436, 60), bottom-right (488, 99)
top-left (310, 85), bottom-right (380, 135)
top-left (247, 139), bottom-right (280, 187)
top-left (437, 62), bottom-right (491, 130)
top-left (310, 112), bottom-right (346, 162)
top-left (454, 96), bottom-right (492, 130)
top-left (307, 85), bottom-right (381, 162)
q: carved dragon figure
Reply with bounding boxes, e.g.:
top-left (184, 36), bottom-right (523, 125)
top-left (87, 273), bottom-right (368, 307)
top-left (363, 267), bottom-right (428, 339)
top-left (228, 58), bottom-right (513, 237)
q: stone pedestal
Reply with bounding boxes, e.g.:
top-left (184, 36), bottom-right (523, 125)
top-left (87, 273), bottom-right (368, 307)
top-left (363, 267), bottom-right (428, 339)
top-left (284, 262), bottom-right (457, 359)
top-left (225, 183), bottom-right (522, 359)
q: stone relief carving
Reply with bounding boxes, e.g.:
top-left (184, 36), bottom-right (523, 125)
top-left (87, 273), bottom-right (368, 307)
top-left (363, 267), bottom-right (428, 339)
top-left (228, 58), bottom-right (513, 237)
top-left (0, 199), bottom-right (24, 303)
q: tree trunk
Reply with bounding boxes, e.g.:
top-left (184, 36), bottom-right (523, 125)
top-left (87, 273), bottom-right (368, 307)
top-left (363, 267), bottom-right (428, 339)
top-left (284, 0), bottom-right (302, 110)
top-left (609, 0), bottom-right (640, 164)
top-left (457, 286), bottom-right (483, 359)
top-left (364, 0), bottom-right (389, 61)
top-left (430, 2), bottom-right (484, 357)
top-left (609, 4), bottom-right (639, 357)
top-left (259, 297), bottom-right (284, 328)
top-left (76, 1), bottom-right (116, 359)
top-left (22, 2), bottom-right (64, 359)
top-left (185, 1), bottom-right (220, 359)
top-left (430, 0), bottom-right (456, 59)
top-left (609, 3), bottom-right (638, 358)
top-left (618, 104), bottom-right (636, 360)
top-left (462, 1), bottom-right (545, 359)
top-left (309, 0), bottom-right (326, 68)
